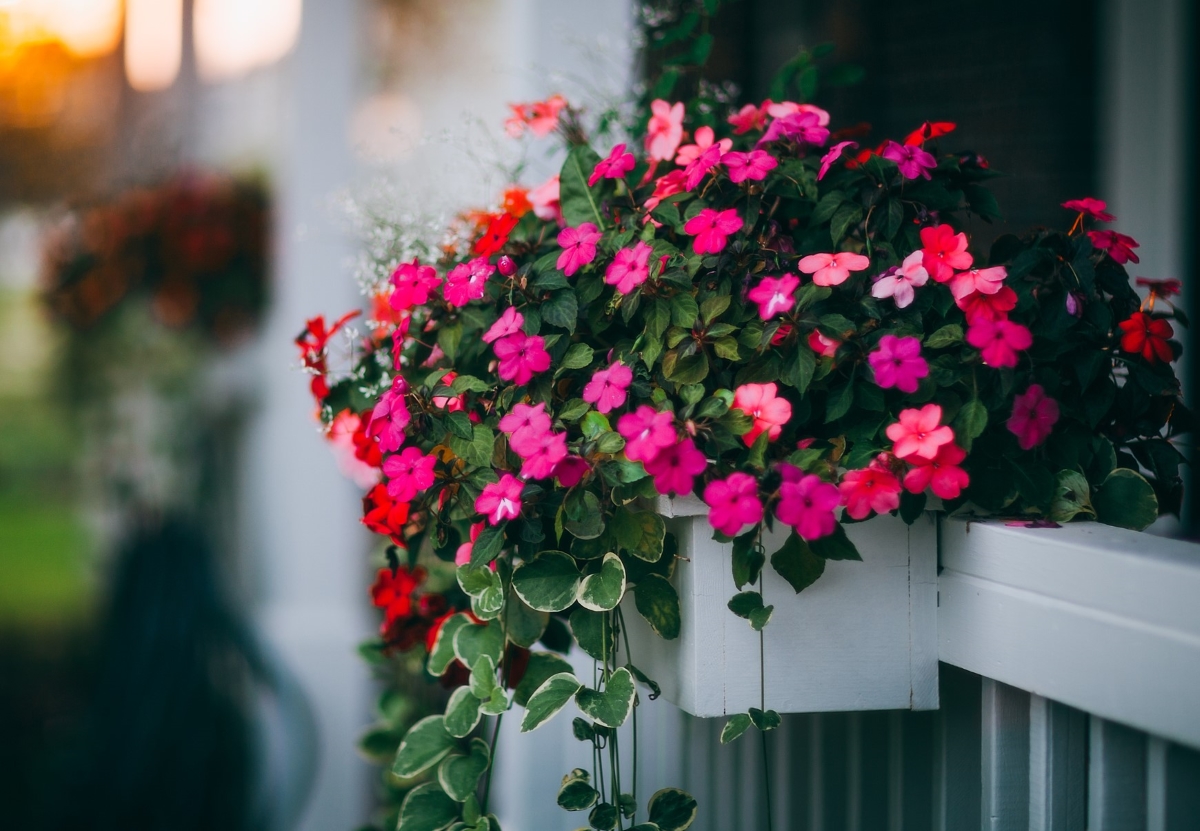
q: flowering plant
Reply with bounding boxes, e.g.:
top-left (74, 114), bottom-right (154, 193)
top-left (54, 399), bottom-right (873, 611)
top-left (303, 49), bottom-right (1188, 831)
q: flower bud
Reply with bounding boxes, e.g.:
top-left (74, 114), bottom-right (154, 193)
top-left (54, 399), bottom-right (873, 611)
top-left (497, 255), bottom-right (517, 276)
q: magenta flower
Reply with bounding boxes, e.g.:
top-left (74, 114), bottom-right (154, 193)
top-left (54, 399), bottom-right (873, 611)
top-left (733, 382), bottom-right (792, 445)
top-left (703, 472), bottom-right (764, 537)
top-left (583, 362), bottom-right (633, 414)
top-left (798, 251), bottom-right (871, 287)
top-left (722, 149), bottom-right (779, 184)
top-left (482, 306), bottom-right (524, 344)
top-left (747, 273), bottom-right (800, 320)
top-left (919, 225), bottom-right (973, 282)
top-left (818, 141), bottom-right (858, 180)
top-left (868, 335), bottom-right (929, 394)
top-left (644, 169), bottom-right (688, 211)
top-left (838, 464), bottom-right (902, 520)
top-left (519, 431), bottom-right (568, 479)
top-left (499, 402), bottom-right (552, 457)
top-left (776, 468), bottom-right (840, 541)
top-left (727, 101), bottom-right (769, 134)
top-left (644, 437), bottom-right (707, 496)
top-left (367, 378), bottom-right (411, 454)
top-left (1087, 230), bottom-right (1140, 265)
top-left (881, 140), bottom-right (937, 180)
top-left (903, 443), bottom-right (969, 500)
top-left (684, 208), bottom-right (743, 255)
top-left (604, 242), bottom-right (653, 295)
top-left (443, 257), bottom-right (495, 307)
top-left (617, 406), bottom-right (677, 463)
top-left (870, 250), bottom-right (929, 308)
top-left (557, 222), bottom-right (603, 276)
top-left (552, 456), bottom-right (590, 488)
top-left (645, 99), bottom-right (685, 162)
top-left (476, 473), bottom-right (523, 525)
top-left (885, 404), bottom-right (954, 461)
top-left (1007, 384), bottom-right (1060, 450)
top-left (757, 110), bottom-right (830, 147)
top-left (1062, 197), bottom-right (1115, 222)
top-left (683, 143), bottom-right (723, 191)
top-left (493, 332), bottom-right (552, 385)
top-left (966, 318), bottom-right (1032, 368)
top-left (948, 265), bottom-right (1007, 302)
top-left (383, 446), bottom-right (436, 502)
top-left (675, 126), bottom-right (732, 166)
top-left (389, 259), bottom-right (442, 311)
top-left (589, 143), bottom-right (636, 186)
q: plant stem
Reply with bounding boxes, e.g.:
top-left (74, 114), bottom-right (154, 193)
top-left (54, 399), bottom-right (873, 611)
top-left (617, 607), bottom-right (638, 810)
top-left (480, 712), bottom-right (503, 814)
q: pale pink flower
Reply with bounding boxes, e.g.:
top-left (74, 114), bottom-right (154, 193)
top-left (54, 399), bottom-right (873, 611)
top-left (684, 208), bottom-right (743, 255)
top-left (766, 101), bottom-right (830, 125)
top-left (868, 335), bottom-right (928, 394)
top-left (646, 100), bottom-right (685, 162)
top-left (520, 431), bottom-right (568, 479)
top-left (589, 143), bottom-right (636, 186)
top-left (389, 259), bottom-right (441, 311)
top-left (818, 141), bottom-right (858, 180)
top-left (881, 140), bottom-right (937, 180)
top-left (948, 266), bottom-right (1007, 302)
top-left (618, 406), bottom-right (677, 463)
top-left (733, 382), bottom-right (792, 445)
top-left (504, 95), bottom-right (568, 138)
top-left (683, 143), bottom-right (723, 191)
top-left (727, 101), bottom-right (769, 134)
top-left (885, 404), bottom-right (954, 461)
top-left (776, 466), bottom-right (840, 541)
top-left (870, 251), bottom-right (929, 308)
top-left (529, 174), bottom-right (562, 223)
top-left (675, 126), bottom-right (732, 166)
top-left (966, 318), bottom-right (1032, 368)
top-left (704, 472), bottom-right (764, 536)
top-left (904, 443), bottom-right (970, 500)
top-left (747, 274), bottom-right (800, 320)
top-left (1007, 384), bottom-right (1060, 450)
top-left (583, 362), bottom-right (633, 414)
top-left (500, 402), bottom-right (552, 457)
top-left (839, 464), bottom-right (902, 520)
top-left (644, 170), bottom-right (687, 212)
top-left (443, 257), bottom-right (495, 307)
top-left (383, 446), bottom-right (436, 502)
top-left (493, 332), bottom-right (552, 385)
top-left (722, 149), bottom-right (779, 184)
top-left (604, 242), bottom-right (653, 294)
top-left (329, 411), bottom-right (382, 489)
top-left (482, 306), bottom-right (524, 344)
top-left (645, 437), bottom-right (707, 496)
top-left (557, 222), bottom-right (603, 276)
top-left (920, 225), bottom-right (973, 283)
top-left (798, 252), bottom-right (871, 287)
top-left (476, 474), bottom-right (523, 524)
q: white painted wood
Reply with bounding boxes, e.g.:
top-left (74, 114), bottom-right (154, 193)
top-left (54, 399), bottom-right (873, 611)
top-left (1148, 737), bottom-right (1168, 831)
top-left (938, 519), bottom-right (1200, 750)
top-left (1029, 696), bottom-right (1087, 831)
top-left (981, 679), bottom-right (1031, 831)
top-left (1089, 718), bottom-right (1148, 831)
top-left (624, 497), bottom-right (939, 716)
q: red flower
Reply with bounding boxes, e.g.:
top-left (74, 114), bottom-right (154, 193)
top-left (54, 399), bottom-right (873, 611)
top-left (294, 310), bottom-right (361, 402)
top-left (958, 285), bottom-right (1018, 325)
top-left (362, 483), bottom-right (410, 543)
top-left (1135, 277), bottom-right (1182, 298)
top-left (1088, 230), bottom-right (1140, 265)
top-left (1118, 312), bottom-right (1174, 363)
top-left (903, 121), bottom-right (956, 146)
top-left (473, 212), bottom-right (520, 257)
top-left (371, 565), bottom-right (425, 624)
top-left (1062, 197), bottom-right (1115, 222)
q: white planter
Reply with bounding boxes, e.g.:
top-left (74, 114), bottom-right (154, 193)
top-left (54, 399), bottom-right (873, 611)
top-left (622, 496), bottom-right (939, 717)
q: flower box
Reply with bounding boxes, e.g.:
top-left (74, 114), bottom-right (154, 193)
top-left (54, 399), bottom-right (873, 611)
top-left (622, 496), bottom-right (939, 717)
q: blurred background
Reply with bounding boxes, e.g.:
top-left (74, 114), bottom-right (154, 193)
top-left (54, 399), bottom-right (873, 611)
top-left (0, 1), bottom-right (1192, 830)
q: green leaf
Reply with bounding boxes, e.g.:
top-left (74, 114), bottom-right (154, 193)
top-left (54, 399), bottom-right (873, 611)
top-left (570, 606), bottom-right (614, 661)
top-left (557, 769), bottom-right (600, 811)
top-left (770, 532), bottom-right (826, 593)
top-left (445, 411), bottom-right (474, 440)
top-left (511, 551), bottom-right (580, 612)
top-left (731, 530), bottom-right (764, 590)
top-left (458, 565), bottom-right (504, 620)
top-left (830, 203), bottom-right (864, 245)
top-left (720, 713), bottom-right (752, 744)
top-left (392, 716), bottom-right (457, 778)
top-left (648, 788), bottom-right (699, 831)
top-left (451, 374), bottom-right (494, 394)
top-left (590, 802), bottom-right (619, 831)
top-left (825, 381), bottom-right (854, 423)
top-left (1093, 468), bottom-right (1158, 530)
top-left (633, 573), bottom-right (681, 639)
top-left (450, 425), bottom-right (495, 468)
top-left (468, 523), bottom-right (506, 567)
top-left (663, 351), bottom-right (709, 385)
top-left (560, 342), bottom-right (595, 371)
top-left (558, 398), bottom-right (591, 422)
top-left (444, 685), bottom-right (483, 738)
top-left (520, 672), bottom-right (583, 732)
top-left (1007, 458), bottom-right (1057, 509)
top-left (612, 509), bottom-right (666, 561)
top-left (453, 619), bottom-right (505, 668)
top-left (925, 324), bottom-right (964, 349)
top-left (1050, 469), bottom-right (1095, 523)
top-left (560, 144), bottom-right (605, 227)
top-left (575, 667), bottom-right (636, 728)
top-left (953, 398), bottom-right (988, 450)
top-left (727, 591), bottom-right (774, 631)
top-left (427, 614), bottom-right (471, 676)
top-left (809, 523), bottom-right (862, 561)
top-left (469, 655), bottom-right (499, 700)
top-left (700, 294), bottom-right (731, 324)
top-left (513, 652), bottom-right (575, 708)
top-left (564, 489), bottom-right (606, 539)
top-left (596, 431), bottom-right (626, 454)
top-left (501, 591), bottom-right (548, 648)
top-left (749, 707), bottom-right (782, 731)
top-left (438, 738), bottom-right (491, 803)
top-left (577, 552), bottom-right (627, 611)
top-left (670, 294), bottom-right (700, 328)
top-left (397, 783), bottom-right (460, 831)
top-left (542, 289), bottom-right (579, 332)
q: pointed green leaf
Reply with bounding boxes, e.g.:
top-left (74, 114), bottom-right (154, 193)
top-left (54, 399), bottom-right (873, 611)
top-left (612, 509), bottom-right (665, 562)
top-left (749, 707), bottom-right (782, 731)
top-left (632, 573), bottom-right (681, 640)
top-left (511, 551), bottom-right (580, 612)
top-left (392, 716), bottom-right (456, 778)
top-left (770, 533), bottom-right (826, 594)
top-left (727, 591), bottom-right (773, 631)
top-left (469, 655), bottom-right (499, 701)
top-left (720, 713), bottom-right (752, 744)
top-left (560, 144), bottom-right (605, 227)
top-left (575, 667), bottom-right (636, 728)
top-left (520, 672), bottom-right (583, 732)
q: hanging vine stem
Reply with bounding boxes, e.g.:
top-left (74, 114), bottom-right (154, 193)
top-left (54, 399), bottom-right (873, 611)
top-left (758, 533), bottom-right (775, 831)
top-left (617, 605), bottom-right (639, 813)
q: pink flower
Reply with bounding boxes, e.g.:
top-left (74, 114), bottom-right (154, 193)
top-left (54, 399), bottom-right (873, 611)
top-left (920, 225), bottom-right (973, 283)
top-left (818, 141), bottom-right (858, 180)
top-left (798, 251), bottom-right (871, 287)
top-left (604, 242), bottom-right (653, 294)
top-left (966, 318), bottom-right (1032, 368)
top-left (776, 468), bottom-right (840, 541)
top-left (703, 472), bottom-right (764, 536)
top-left (443, 257), bottom-right (495, 307)
top-left (644, 170), bottom-right (687, 212)
top-left (881, 140), bottom-right (937, 180)
top-left (367, 378), bottom-right (411, 454)
top-left (948, 265), bottom-right (1007, 302)
top-left (870, 250), bottom-right (929, 308)
top-left (499, 402), bottom-right (552, 456)
top-left (644, 437), bottom-right (707, 496)
top-left (839, 465), bottom-right (902, 520)
top-left (493, 332), bottom-right (552, 385)
top-left (722, 149), bottom-right (778, 183)
top-left (519, 431), bottom-right (568, 479)
top-left (747, 273), bottom-right (800, 320)
top-left (589, 143), bottom-right (636, 186)
top-left (557, 222), bottom-right (603, 276)
top-left (683, 143), bottom-right (723, 191)
top-left (675, 126), bottom-right (732, 166)
top-left (758, 110), bottom-right (830, 147)
top-left (476, 473), bottom-right (523, 525)
top-left (885, 404), bottom-right (954, 461)
top-left (482, 306), bottom-right (524, 344)
top-left (389, 259), bottom-right (442, 311)
top-left (618, 406), bottom-right (677, 463)
top-left (1007, 384), bottom-right (1060, 450)
top-left (728, 101), bottom-right (769, 134)
top-left (454, 521), bottom-right (486, 566)
top-left (808, 330), bottom-right (840, 358)
top-left (430, 371), bottom-right (465, 412)
top-left (903, 443), bottom-right (969, 499)
top-left (383, 446), bottom-right (436, 502)
top-left (684, 208), bottom-right (743, 255)
top-left (766, 101), bottom-right (830, 124)
top-left (867, 335), bottom-right (928, 394)
top-left (958, 286), bottom-right (1017, 324)
top-left (1088, 230), bottom-right (1140, 265)
top-left (583, 362), bottom-right (633, 414)
top-left (504, 95), bottom-right (568, 138)
top-left (1062, 197), bottom-right (1114, 222)
top-left (646, 100), bottom-right (685, 162)
top-left (553, 456), bottom-right (590, 487)
top-left (529, 175), bottom-right (562, 222)
top-left (732, 382), bottom-right (792, 445)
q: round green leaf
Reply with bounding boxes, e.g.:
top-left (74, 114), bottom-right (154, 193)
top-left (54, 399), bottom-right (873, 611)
top-left (392, 716), bottom-right (456, 778)
top-left (453, 619), bottom-right (505, 669)
top-left (633, 573), bottom-right (681, 640)
top-left (443, 686), bottom-right (482, 739)
top-left (557, 769), bottom-right (599, 811)
top-left (577, 552), bottom-right (627, 612)
top-left (575, 667), bottom-right (635, 729)
top-left (519, 671), bottom-right (582, 733)
top-left (438, 738), bottom-right (490, 803)
top-left (570, 607), bottom-right (614, 661)
top-left (511, 551), bottom-right (580, 612)
top-left (648, 788), bottom-right (698, 831)
top-left (1093, 468), bottom-right (1158, 530)
top-left (513, 651), bottom-right (575, 708)
top-left (428, 614), bottom-right (471, 677)
top-left (589, 802), bottom-right (618, 830)
top-left (397, 783), bottom-right (459, 831)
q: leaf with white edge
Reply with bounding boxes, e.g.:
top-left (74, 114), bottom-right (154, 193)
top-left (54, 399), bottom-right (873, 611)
top-left (479, 687), bottom-right (508, 716)
top-left (648, 788), bottom-right (698, 831)
top-left (1050, 469), bottom-right (1096, 523)
top-left (459, 565), bottom-right (504, 620)
top-left (577, 552), bottom-right (627, 611)
top-left (629, 825), bottom-right (663, 831)
top-left (501, 592), bottom-right (548, 648)
top-left (1093, 467), bottom-right (1158, 530)
top-left (557, 769), bottom-right (600, 811)
top-left (443, 686), bottom-right (482, 738)
top-left (438, 738), bottom-right (490, 803)
top-left (469, 655), bottom-right (498, 701)
top-left (468, 523), bottom-right (506, 568)
top-left (513, 652), bottom-right (574, 708)
top-left (727, 591), bottom-right (774, 631)
top-left (590, 802), bottom-right (618, 830)
top-left (397, 783), bottom-right (460, 831)
top-left (512, 551), bottom-right (580, 612)
top-left (428, 614), bottom-right (471, 677)
top-left (633, 574), bottom-right (681, 640)
top-left (770, 533), bottom-right (826, 594)
top-left (520, 672), bottom-right (583, 732)
top-left (612, 510), bottom-right (666, 562)
top-left (392, 716), bottom-right (456, 778)
top-left (453, 619), bottom-right (504, 669)
top-left (570, 606), bottom-right (614, 661)
top-left (720, 713), bottom-right (752, 744)
top-left (749, 707), bottom-right (782, 731)
top-left (575, 667), bottom-right (636, 728)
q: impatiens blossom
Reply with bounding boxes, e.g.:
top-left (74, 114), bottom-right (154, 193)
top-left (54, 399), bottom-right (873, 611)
top-left (368, 377), bottom-right (411, 453)
top-left (589, 143), bottom-right (636, 186)
top-left (583, 362), bottom-right (633, 414)
top-left (473, 213), bottom-right (519, 257)
top-left (1135, 277), bottom-right (1182, 298)
top-left (675, 126), bottom-right (732, 166)
top-left (519, 431), bottom-right (568, 479)
top-left (766, 101), bottom-right (830, 124)
top-left (903, 443), bottom-right (970, 499)
top-left (499, 402), bottom-right (552, 456)
top-left (476, 473), bottom-right (523, 525)
top-left (1118, 312), bottom-right (1174, 363)
top-left (903, 121), bottom-right (956, 145)
top-left (362, 482), bottom-right (410, 544)
top-left (430, 371), bottom-right (465, 412)
top-left (389, 259), bottom-right (441, 311)
top-left (455, 522), bottom-right (485, 566)
top-left (684, 208), bottom-right (743, 255)
top-left (948, 265), bottom-right (1007, 302)
top-left (618, 406), bottom-right (677, 463)
top-left (958, 285), bottom-right (1017, 324)
top-left (605, 242), bottom-right (653, 294)
top-left (482, 306), bottom-right (524, 344)
top-left (703, 472), bottom-right (764, 536)
top-left (383, 446), bottom-right (436, 502)
top-left (871, 250), bottom-right (929, 308)
top-left (1088, 230), bottom-right (1140, 265)
top-left (443, 257), bottom-right (495, 307)
top-left (798, 251), bottom-right (871, 287)
top-left (557, 222), bottom-right (603, 276)
top-left (528, 174), bottom-right (562, 223)
top-left (683, 143), bottom-right (723, 191)
top-left (776, 466), bottom-right (840, 540)
top-left (747, 273), bottom-right (800, 319)
top-left (644, 169), bottom-right (687, 211)
top-left (493, 332), bottom-right (552, 385)
top-left (552, 456), bottom-right (590, 488)
top-left (644, 437), bottom-right (707, 496)
top-left (758, 110), bottom-right (830, 147)
top-left (732, 382), bottom-right (792, 445)
top-left (881, 140), bottom-right (937, 180)
top-left (727, 101), bottom-right (769, 134)
top-left (919, 225), bottom-right (973, 282)
top-left (646, 99), bottom-right (685, 162)
top-left (886, 404), bottom-right (954, 461)
top-left (808, 330), bottom-right (840, 358)
top-left (722, 149), bottom-right (778, 183)
top-left (818, 141), bottom-right (857, 180)
top-left (868, 335), bottom-right (928, 394)
top-left (966, 318), bottom-right (1033, 368)
top-left (1062, 197), bottom-right (1115, 222)
top-left (1007, 384), bottom-right (1060, 450)
top-left (839, 464), bottom-right (902, 520)
top-left (504, 94), bottom-right (567, 138)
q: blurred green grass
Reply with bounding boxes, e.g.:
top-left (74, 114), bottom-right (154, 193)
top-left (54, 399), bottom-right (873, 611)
top-left (0, 492), bottom-right (92, 627)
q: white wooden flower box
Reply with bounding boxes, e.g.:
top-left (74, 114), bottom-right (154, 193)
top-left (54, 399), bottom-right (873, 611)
top-left (622, 496), bottom-right (939, 717)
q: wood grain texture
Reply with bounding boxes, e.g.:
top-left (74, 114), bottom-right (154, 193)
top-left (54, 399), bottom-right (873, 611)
top-left (1029, 696), bottom-right (1086, 831)
top-left (981, 679), bottom-right (1030, 831)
